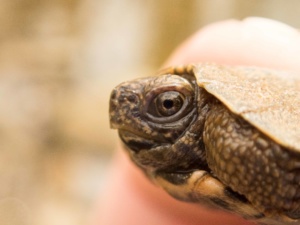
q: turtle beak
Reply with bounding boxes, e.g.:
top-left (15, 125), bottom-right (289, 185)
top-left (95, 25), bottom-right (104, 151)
top-left (109, 88), bottom-right (122, 130)
top-left (109, 120), bottom-right (118, 129)
top-left (109, 82), bottom-right (141, 130)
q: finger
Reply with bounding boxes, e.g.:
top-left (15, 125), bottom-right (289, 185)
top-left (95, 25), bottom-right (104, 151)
top-left (165, 17), bottom-right (300, 72)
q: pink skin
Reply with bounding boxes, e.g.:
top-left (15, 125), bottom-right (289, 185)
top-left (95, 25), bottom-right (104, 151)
top-left (94, 18), bottom-right (300, 225)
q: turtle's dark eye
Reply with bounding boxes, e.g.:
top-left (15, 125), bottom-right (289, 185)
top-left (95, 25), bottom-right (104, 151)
top-left (144, 75), bottom-right (195, 124)
top-left (146, 90), bottom-right (192, 121)
top-left (155, 91), bottom-right (184, 117)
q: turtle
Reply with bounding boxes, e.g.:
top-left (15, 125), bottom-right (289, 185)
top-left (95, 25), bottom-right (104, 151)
top-left (109, 63), bottom-right (300, 225)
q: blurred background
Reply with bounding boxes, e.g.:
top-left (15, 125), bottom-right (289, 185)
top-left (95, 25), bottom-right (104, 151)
top-left (1, 0), bottom-right (300, 224)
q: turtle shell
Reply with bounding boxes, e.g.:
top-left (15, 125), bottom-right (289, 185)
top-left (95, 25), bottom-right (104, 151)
top-left (190, 63), bottom-right (300, 151)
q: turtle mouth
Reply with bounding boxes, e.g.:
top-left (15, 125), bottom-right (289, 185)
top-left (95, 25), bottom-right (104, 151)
top-left (119, 129), bottom-right (157, 152)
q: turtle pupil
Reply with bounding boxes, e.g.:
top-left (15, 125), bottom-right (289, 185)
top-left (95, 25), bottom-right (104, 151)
top-left (163, 99), bottom-right (174, 109)
top-left (153, 91), bottom-right (184, 117)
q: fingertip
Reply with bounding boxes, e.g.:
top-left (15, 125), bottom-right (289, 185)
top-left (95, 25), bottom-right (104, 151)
top-left (165, 17), bottom-right (300, 72)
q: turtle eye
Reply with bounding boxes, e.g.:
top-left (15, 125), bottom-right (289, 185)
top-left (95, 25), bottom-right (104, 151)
top-left (147, 90), bottom-right (191, 120)
top-left (144, 75), bottom-right (195, 124)
top-left (155, 91), bottom-right (184, 117)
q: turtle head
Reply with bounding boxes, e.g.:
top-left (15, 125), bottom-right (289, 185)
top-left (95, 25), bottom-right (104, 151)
top-left (109, 74), bottom-right (209, 172)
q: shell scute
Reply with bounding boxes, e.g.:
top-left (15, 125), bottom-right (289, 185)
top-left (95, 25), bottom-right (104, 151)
top-left (193, 63), bottom-right (300, 151)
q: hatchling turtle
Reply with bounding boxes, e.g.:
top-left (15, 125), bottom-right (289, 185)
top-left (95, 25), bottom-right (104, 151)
top-left (109, 63), bottom-right (300, 225)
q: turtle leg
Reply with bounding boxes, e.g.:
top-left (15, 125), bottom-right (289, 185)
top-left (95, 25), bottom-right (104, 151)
top-left (203, 103), bottom-right (300, 220)
top-left (154, 169), bottom-right (263, 219)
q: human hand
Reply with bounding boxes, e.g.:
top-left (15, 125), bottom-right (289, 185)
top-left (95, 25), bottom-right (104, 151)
top-left (95, 18), bottom-right (300, 225)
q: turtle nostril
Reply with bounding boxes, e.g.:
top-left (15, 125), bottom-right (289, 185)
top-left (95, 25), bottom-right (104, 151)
top-left (127, 94), bottom-right (138, 103)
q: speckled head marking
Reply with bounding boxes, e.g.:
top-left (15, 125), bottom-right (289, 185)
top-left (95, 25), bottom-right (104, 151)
top-left (110, 73), bottom-right (211, 172)
top-left (109, 63), bottom-right (300, 225)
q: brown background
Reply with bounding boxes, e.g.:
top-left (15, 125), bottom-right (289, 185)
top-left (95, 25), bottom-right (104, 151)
top-left (1, 0), bottom-right (300, 224)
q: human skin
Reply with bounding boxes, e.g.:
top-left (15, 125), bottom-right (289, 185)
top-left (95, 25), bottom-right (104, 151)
top-left (94, 18), bottom-right (300, 225)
